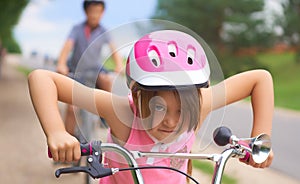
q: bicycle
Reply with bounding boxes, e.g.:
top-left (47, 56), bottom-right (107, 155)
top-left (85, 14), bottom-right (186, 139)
top-left (49, 126), bottom-right (271, 184)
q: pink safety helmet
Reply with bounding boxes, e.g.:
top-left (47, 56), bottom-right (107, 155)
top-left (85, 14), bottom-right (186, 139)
top-left (126, 30), bottom-right (210, 90)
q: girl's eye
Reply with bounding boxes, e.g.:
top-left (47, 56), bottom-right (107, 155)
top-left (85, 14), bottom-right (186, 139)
top-left (148, 49), bottom-right (161, 67)
top-left (154, 104), bottom-right (165, 112)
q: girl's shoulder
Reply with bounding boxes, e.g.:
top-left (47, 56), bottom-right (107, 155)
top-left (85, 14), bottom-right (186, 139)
top-left (99, 93), bottom-right (134, 143)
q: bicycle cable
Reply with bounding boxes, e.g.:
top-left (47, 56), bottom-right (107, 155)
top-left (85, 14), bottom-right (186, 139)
top-left (118, 166), bottom-right (199, 184)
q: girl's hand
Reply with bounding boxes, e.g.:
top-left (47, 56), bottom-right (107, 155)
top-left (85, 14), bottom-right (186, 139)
top-left (47, 131), bottom-right (81, 163)
top-left (241, 149), bottom-right (274, 168)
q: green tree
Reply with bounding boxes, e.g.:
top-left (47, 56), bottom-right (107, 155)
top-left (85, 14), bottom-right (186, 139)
top-left (0, 0), bottom-right (29, 53)
top-left (152, 0), bottom-right (274, 76)
top-left (154, 0), bottom-right (275, 51)
top-left (281, 0), bottom-right (300, 62)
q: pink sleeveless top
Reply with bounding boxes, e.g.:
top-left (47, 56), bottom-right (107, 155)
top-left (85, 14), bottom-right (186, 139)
top-left (100, 118), bottom-right (196, 184)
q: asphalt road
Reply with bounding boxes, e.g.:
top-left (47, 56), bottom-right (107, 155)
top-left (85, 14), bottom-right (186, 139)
top-left (219, 101), bottom-right (300, 181)
top-left (1, 55), bottom-right (299, 184)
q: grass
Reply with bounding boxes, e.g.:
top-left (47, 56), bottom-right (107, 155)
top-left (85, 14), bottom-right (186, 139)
top-left (103, 57), bottom-right (127, 71)
top-left (192, 160), bottom-right (237, 184)
top-left (16, 65), bottom-right (32, 76)
top-left (256, 52), bottom-right (300, 110)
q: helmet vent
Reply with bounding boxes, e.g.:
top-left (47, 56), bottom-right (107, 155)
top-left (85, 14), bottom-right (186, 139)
top-left (187, 47), bottom-right (195, 65)
top-left (148, 49), bottom-right (161, 68)
top-left (187, 57), bottom-right (193, 65)
top-left (168, 42), bottom-right (177, 58)
top-left (152, 59), bottom-right (159, 67)
top-left (169, 52), bottom-right (176, 57)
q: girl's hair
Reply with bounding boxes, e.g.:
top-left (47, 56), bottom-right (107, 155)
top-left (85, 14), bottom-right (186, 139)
top-left (131, 83), bottom-right (201, 132)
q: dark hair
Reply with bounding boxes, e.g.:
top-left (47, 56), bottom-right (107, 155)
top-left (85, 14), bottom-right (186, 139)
top-left (83, 0), bottom-right (105, 11)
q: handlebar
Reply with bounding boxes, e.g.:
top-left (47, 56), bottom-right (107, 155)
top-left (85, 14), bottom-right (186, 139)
top-left (48, 141), bottom-right (144, 183)
top-left (48, 126), bottom-right (271, 184)
top-left (49, 141), bottom-right (113, 178)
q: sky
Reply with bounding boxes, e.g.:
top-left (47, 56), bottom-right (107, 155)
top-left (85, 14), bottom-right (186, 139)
top-left (14, 0), bottom-right (158, 58)
top-left (14, 0), bottom-right (284, 59)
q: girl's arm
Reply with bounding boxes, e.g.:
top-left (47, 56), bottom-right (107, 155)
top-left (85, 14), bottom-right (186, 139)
top-left (228, 70), bottom-right (273, 136)
top-left (203, 69), bottom-right (274, 168)
top-left (56, 39), bottom-right (73, 75)
top-left (28, 69), bottom-right (80, 162)
top-left (28, 69), bottom-right (131, 162)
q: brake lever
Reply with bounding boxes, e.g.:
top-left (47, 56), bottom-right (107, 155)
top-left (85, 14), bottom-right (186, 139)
top-left (54, 141), bottom-right (113, 179)
top-left (55, 166), bottom-right (90, 177)
top-left (55, 155), bottom-right (113, 178)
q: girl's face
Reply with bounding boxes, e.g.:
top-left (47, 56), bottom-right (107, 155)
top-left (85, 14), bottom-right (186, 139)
top-left (147, 91), bottom-right (188, 143)
top-left (85, 4), bottom-right (104, 28)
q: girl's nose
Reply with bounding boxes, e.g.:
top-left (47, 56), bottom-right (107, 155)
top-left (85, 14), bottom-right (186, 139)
top-left (163, 113), bottom-right (178, 128)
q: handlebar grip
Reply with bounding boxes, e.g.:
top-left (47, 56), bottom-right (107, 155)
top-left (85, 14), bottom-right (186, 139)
top-left (48, 148), bottom-right (52, 158)
top-left (80, 143), bottom-right (93, 156)
top-left (48, 142), bottom-right (92, 158)
top-left (213, 126), bottom-right (232, 146)
top-left (238, 140), bottom-right (251, 162)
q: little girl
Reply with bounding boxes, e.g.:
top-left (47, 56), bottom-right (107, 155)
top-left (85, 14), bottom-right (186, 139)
top-left (28, 30), bottom-right (274, 183)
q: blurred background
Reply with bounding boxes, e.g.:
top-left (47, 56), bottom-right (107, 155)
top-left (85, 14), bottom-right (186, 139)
top-left (0, 0), bottom-right (299, 183)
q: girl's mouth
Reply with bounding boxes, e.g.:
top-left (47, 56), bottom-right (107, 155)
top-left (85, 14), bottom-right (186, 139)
top-left (159, 129), bottom-right (175, 133)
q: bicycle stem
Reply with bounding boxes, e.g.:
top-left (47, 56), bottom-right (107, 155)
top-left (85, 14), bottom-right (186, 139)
top-left (101, 143), bottom-right (145, 184)
top-left (211, 148), bottom-right (237, 184)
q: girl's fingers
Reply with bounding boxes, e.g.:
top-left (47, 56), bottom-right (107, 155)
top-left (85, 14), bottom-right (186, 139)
top-left (50, 145), bottom-right (79, 162)
top-left (247, 152), bottom-right (274, 168)
top-left (47, 132), bottom-right (80, 162)
top-left (260, 161), bottom-right (268, 168)
top-left (73, 142), bottom-right (81, 161)
top-left (263, 154), bottom-right (273, 168)
top-left (66, 147), bottom-right (74, 162)
top-left (257, 150), bottom-right (274, 168)
top-left (51, 148), bottom-right (59, 162)
top-left (266, 151), bottom-right (274, 167)
top-left (249, 157), bottom-right (257, 167)
top-left (58, 149), bottom-right (66, 162)
top-left (241, 149), bottom-right (274, 169)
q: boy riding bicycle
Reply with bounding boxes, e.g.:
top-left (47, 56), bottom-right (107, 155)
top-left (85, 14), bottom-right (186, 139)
top-left (56, 0), bottom-right (123, 135)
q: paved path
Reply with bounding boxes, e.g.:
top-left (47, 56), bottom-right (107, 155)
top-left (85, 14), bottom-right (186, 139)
top-left (216, 101), bottom-right (300, 181)
top-left (0, 59), bottom-right (87, 184)
top-left (1, 55), bottom-right (299, 184)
